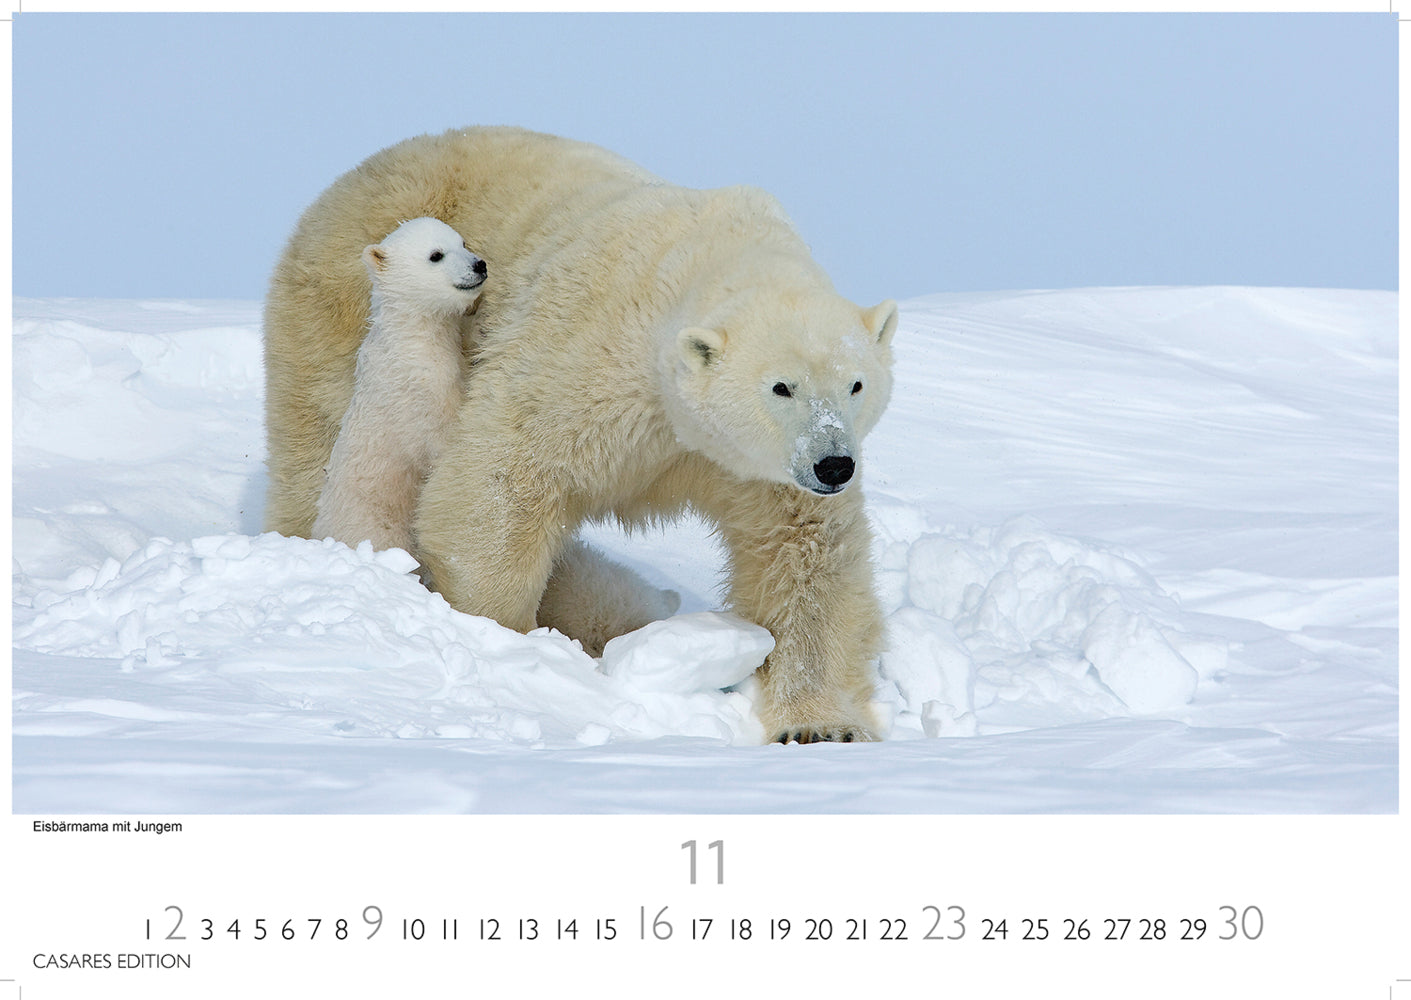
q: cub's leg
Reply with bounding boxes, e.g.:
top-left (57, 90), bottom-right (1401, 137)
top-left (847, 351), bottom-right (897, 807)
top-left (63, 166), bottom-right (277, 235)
top-left (311, 449), bottom-right (419, 554)
top-left (311, 384), bottom-right (422, 553)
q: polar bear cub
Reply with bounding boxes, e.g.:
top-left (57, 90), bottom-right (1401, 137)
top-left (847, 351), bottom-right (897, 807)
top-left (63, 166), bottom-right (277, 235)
top-left (311, 217), bottom-right (487, 554)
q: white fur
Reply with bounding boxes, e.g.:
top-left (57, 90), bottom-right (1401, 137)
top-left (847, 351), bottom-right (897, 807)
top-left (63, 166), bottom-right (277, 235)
top-left (311, 217), bottom-right (486, 552)
top-left (266, 129), bottom-right (898, 742)
top-left (537, 540), bottom-right (681, 657)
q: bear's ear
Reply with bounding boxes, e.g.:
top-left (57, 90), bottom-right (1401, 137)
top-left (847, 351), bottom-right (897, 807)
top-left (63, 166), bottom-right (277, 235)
top-left (678, 326), bottom-right (727, 370)
top-left (362, 245), bottom-right (388, 275)
top-left (862, 299), bottom-right (898, 347)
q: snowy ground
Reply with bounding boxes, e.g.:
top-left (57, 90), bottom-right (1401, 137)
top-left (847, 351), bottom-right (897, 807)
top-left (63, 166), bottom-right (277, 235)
top-left (10, 287), bottom-right (1397, 813)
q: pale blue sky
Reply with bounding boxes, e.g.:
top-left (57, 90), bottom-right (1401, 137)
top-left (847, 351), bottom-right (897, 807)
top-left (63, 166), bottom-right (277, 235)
top-left (13, 13), bottom-right (1397, 305)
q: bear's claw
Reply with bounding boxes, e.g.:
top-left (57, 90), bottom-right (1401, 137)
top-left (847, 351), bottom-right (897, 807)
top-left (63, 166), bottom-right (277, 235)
top-left (774, 725), bottom-right (876, 745)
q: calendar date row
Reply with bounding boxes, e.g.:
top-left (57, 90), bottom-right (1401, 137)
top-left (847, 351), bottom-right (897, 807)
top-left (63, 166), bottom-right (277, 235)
top-left (146, 904), bottom-right (1265, 945)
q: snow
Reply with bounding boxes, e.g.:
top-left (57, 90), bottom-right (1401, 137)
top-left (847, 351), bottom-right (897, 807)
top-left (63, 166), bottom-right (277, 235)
top-left (10, 287), bottom-right (1397, 813)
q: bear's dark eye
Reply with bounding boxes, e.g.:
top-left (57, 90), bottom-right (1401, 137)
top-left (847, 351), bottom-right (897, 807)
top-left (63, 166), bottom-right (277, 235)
top-left (772, 382), bottom-right (792, 398)
top-left (851, 381), bottom-right (863, 395)
top-left (429, 251), bottom-right (444, 262)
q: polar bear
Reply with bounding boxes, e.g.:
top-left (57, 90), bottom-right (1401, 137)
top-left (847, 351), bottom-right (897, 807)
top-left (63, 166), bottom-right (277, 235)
top-left (310, 217), bottom-right (486, 554)
top-left (264, 126), bottom-right (898, 743)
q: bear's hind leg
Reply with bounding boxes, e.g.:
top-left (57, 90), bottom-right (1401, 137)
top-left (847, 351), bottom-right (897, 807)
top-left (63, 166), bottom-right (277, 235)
top-left (536, 539), bottom-right (681, 657)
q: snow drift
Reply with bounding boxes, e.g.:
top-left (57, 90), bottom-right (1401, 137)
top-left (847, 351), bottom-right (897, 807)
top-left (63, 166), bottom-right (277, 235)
top-left (11, 287), bottom-right (1397, 812)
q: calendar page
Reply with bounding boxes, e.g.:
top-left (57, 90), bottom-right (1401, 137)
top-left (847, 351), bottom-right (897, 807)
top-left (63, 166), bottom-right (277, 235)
top-left (5, 6), bottom-right (1404, 998)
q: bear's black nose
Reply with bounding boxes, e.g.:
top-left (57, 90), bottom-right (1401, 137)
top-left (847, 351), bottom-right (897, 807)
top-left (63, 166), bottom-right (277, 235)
top-left (473, 259), bottom-right (487, 277)
top-left (814, 455), bottom-right (854, 488)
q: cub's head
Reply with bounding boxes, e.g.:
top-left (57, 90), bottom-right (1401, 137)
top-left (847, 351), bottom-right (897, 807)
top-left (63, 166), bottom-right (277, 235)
top-left (662, 290), bottom-right (898, 496)
top-left (363, 217), bottom-right (487, 314)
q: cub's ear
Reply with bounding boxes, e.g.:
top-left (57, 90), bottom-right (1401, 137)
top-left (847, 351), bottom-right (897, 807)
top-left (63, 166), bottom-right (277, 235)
top-left (678, 326), bottom-right (727, 370)
top-left (862, 299), bottom-right (899, 347)
top-left (361, 245), bottom-right (388, 275)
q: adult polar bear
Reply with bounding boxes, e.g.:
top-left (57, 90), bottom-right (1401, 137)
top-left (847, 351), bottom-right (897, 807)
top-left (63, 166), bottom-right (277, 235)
top-left (264, 126), bottom-right (898, 743)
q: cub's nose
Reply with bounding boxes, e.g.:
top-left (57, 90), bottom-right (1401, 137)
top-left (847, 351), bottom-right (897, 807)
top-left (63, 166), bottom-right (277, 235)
top-left (814, 455), bottom-right (854, 488)
top-left (473, 258), bottom-right (487, 277)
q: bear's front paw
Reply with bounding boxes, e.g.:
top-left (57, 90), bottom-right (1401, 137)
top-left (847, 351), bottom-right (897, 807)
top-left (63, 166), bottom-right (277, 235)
top-left (773, 724), bottom-right (878, 745)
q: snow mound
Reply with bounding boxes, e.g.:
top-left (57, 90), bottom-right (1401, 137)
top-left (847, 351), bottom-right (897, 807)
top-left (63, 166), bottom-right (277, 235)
top-left (13, 314), bottom-right (263, 463)
top-left (878, 517), bottom-right (1224, 736)
top-left (15, 532), bottom-right (765, 747)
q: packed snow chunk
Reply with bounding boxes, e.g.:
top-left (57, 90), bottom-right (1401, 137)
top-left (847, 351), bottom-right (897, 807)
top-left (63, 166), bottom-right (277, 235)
top-left (886, 517), bottom-right (1210, 731)
top-left (905, 534), bottom-right (994, 622)
top-left (881, 607), bottom-right (976, 736)
top-left (1081, 605), bottom-right (1199, 713)
top-left (599, 612), bottom-right (775, 693)
top-left (575, 723), bottom-right (613, 746)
